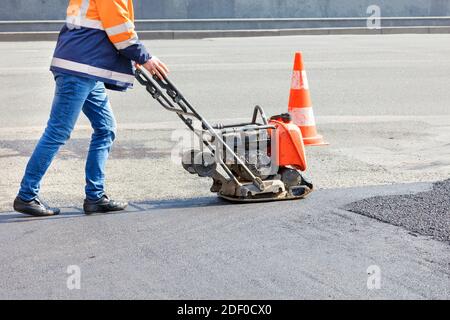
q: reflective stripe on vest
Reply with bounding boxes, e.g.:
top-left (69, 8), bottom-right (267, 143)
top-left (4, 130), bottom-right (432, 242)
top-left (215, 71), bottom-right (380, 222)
top-left (105, 21), bottom-right (135, 36)
top-left (66, 16), bottom-right (104, 30)
top-left (51, 57), bottom-right (134, 85)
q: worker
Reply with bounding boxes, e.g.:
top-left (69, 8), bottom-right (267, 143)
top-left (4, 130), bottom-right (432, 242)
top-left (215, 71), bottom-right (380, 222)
top-left (13, 0), bottom-right (168, 216)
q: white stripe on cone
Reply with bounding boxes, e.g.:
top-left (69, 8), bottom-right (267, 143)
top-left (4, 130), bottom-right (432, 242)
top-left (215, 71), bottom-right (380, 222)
top-left (291, 70), bottom-right (309, 90)
top-left (290, 107), bottom-right (316, 127)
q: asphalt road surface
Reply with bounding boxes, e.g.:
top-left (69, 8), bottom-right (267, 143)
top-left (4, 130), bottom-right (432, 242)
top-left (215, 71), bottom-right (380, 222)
top-left (0, 34), bottom-right (449, 299)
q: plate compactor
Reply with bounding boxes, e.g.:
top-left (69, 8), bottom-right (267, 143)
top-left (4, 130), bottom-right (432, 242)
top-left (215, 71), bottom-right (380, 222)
top-left (135, 65), bottom-right (313, 203)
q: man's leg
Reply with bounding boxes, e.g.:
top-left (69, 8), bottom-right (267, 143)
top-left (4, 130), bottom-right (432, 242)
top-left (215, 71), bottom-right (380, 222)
top-left (81, 82), bottom-right (127, 214)
top-left (15, 73), bottom-right (95, 215)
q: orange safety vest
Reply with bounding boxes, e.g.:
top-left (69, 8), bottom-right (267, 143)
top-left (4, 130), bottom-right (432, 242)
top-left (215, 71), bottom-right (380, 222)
top-left (51, 0), bottom-right (151, 91)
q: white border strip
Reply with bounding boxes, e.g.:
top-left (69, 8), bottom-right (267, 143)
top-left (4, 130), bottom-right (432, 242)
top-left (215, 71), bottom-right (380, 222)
top-left (51, 57), bottom-right (134, 84)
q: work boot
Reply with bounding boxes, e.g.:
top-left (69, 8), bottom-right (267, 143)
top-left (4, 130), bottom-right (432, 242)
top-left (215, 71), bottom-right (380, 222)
top-left (13, 196), bottom-right (60, 217)
top-left (83, 195), bottom-right (128, 215)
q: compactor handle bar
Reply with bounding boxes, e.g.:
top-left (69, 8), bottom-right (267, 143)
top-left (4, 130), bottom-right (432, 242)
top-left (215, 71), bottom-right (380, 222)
top-left (135, 65), bottom-right (265, 191)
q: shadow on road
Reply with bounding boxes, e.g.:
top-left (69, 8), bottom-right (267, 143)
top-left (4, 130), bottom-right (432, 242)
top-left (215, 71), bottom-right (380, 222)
top-left (0, 196), bottom-right (231, 224)
top-left (129, 196), bottom-right (229, 211)
top-left (0, 207), bottom-right (85, 224)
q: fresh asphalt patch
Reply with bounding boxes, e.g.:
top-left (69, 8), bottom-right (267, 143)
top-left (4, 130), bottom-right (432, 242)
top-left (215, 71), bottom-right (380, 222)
top-left (346, 179), bottom-right (450, 243)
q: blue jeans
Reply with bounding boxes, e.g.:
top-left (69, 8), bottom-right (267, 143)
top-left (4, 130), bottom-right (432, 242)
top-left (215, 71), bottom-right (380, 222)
top-left (18, 72), bottom-right (116, 202)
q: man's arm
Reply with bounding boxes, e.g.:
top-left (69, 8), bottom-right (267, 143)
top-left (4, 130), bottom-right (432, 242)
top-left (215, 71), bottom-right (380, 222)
top-left (96, 0), bottom-right (169, 78)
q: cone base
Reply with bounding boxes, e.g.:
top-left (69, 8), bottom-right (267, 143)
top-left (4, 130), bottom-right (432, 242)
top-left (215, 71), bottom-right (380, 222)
top-left (303, 135), bottom-right (329, 146)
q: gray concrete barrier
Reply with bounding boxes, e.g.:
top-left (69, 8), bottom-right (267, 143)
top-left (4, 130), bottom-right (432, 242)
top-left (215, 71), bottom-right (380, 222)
top-left (1, 0), bottom-right (449, 38)
top-left (1, 0), bottom-right (450, 21)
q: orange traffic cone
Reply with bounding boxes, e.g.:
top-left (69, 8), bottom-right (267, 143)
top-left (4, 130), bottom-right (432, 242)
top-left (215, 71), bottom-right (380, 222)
top-left (288, 52), bottom-right (327, 146)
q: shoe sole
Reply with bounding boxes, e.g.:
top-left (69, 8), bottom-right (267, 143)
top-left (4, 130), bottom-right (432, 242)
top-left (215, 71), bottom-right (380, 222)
top-left (83, 206), bottom-right (128, 215)
top-left (14, 207), bottom-right (60, 217)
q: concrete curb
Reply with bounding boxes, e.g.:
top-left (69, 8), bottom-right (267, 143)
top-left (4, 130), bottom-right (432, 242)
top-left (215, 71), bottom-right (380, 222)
top-left (1, 26), bottom-right (450, 41)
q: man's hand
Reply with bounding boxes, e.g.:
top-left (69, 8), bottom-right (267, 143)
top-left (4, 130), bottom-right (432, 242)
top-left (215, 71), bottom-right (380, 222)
top-left (142, 56), bottom-right (169, 80)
